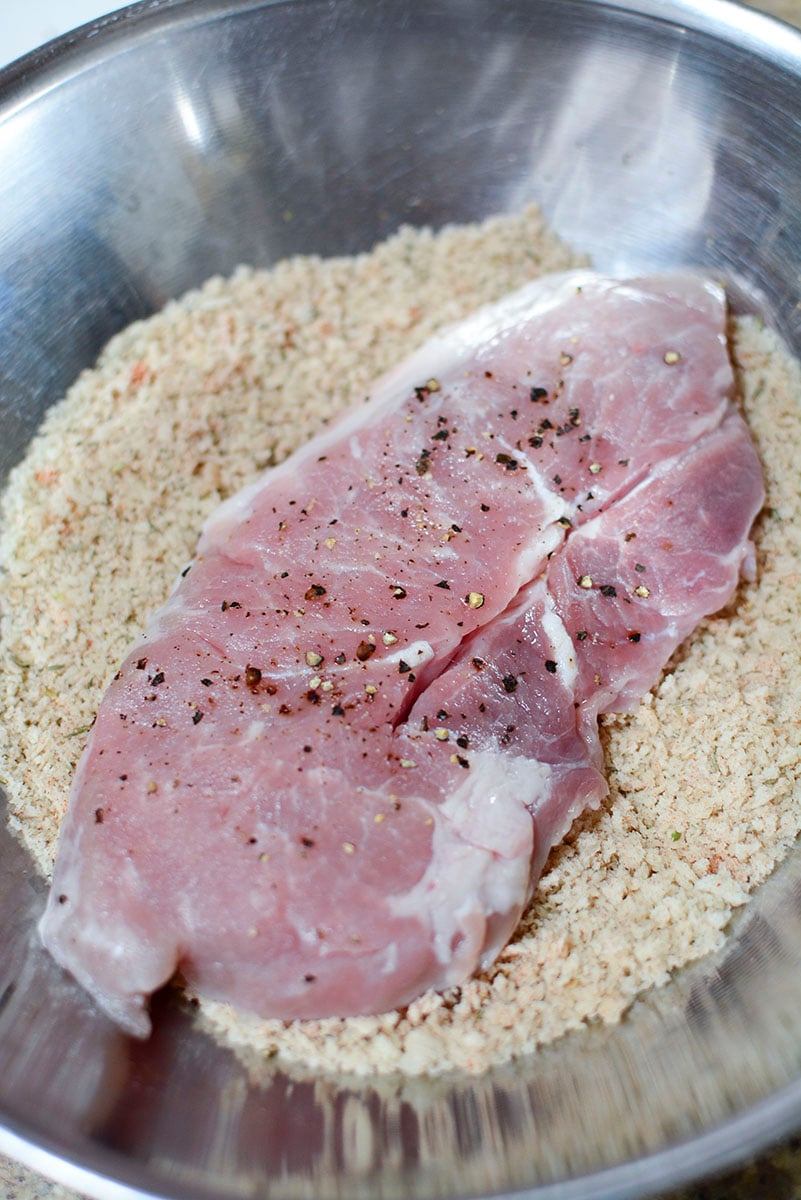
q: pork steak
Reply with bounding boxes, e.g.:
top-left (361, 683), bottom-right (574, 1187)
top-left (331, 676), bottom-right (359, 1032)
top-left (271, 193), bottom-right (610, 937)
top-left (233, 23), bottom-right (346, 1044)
top-left (39, 272), bottom-right (764, 1035)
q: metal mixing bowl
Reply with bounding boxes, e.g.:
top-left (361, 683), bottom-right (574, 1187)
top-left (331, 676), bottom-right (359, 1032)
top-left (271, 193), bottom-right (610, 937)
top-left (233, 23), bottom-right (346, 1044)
top-left (1, 0), bottom-right (800, 1196)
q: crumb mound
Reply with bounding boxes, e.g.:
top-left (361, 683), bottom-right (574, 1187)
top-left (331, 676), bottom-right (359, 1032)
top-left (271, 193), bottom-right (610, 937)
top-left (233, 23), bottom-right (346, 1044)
top-left (1, 207), bottom-right (799, 1078)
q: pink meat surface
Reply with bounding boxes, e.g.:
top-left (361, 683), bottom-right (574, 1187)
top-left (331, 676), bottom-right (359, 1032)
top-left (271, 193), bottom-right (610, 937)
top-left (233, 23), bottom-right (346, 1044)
top-left (39, 272), bottom-right (764, 1035)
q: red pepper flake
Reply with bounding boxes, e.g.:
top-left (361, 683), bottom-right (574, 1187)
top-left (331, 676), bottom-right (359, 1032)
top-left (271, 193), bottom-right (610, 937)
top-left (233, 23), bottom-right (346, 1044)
top-left (94, 808), bottom-right (105, 824)
top-left (530, 387), bottom-right (548, 401)
top-left (435, 580), bottom-right (450, 590)
top-left (192, 709), bottom-right (204, 724)
top-left (221, 600), bottom-right (242, 611)
top-left (304, 584), bottom-right (327, 601)
top-left (600, 584), bottom-right (617, 598)
top-left (136, 658), bottom-right (148, 670)
top-left (356, 641), bottom-right (375, 662)
top-left (627, 631), bottom-right (642, 643)
top-left (332, 704), bottom-right (345, 716)
top-left (545, 660), bottom-right (557, 673)
top-left (129, 360), bottom-right (149, 388)
top-left (502, 674), bottom-right (518, 693)
top-left (151, 672), bottom-right (165, 687)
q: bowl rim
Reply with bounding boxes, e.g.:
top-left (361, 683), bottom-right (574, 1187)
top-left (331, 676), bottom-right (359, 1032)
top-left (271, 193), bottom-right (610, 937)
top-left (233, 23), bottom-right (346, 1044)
top-left (1, 0), bottom-right (801, 104)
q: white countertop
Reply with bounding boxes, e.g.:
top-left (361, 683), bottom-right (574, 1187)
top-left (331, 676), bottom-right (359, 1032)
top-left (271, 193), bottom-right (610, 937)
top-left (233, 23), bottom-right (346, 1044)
top-left (2, 0), bottom-right (121, 71)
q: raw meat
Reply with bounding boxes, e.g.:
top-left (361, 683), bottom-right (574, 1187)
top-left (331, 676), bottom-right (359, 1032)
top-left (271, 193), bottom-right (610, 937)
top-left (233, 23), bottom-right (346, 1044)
top-left (39, 272), bottom-right (764, 1035)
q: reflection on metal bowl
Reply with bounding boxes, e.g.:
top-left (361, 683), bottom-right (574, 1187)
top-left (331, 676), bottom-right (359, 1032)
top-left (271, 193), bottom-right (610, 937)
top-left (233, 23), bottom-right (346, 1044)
top-left (0, 1), bottom-right (800, 1197)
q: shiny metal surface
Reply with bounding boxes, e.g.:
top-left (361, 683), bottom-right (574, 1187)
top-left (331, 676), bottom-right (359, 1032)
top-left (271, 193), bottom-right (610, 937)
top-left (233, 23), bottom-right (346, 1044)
top-left (0, 1), bottom-right (800, 1197)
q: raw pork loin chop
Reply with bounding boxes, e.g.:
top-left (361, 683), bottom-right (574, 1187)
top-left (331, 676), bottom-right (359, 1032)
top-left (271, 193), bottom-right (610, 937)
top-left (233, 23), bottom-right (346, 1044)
top-left (40, 272), bottom-right (764, 1035)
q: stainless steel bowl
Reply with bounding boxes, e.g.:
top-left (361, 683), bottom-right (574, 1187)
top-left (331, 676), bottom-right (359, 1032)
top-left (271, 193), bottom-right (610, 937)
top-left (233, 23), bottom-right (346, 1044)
top-left (1, 1), bottom-right (800, 1196)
